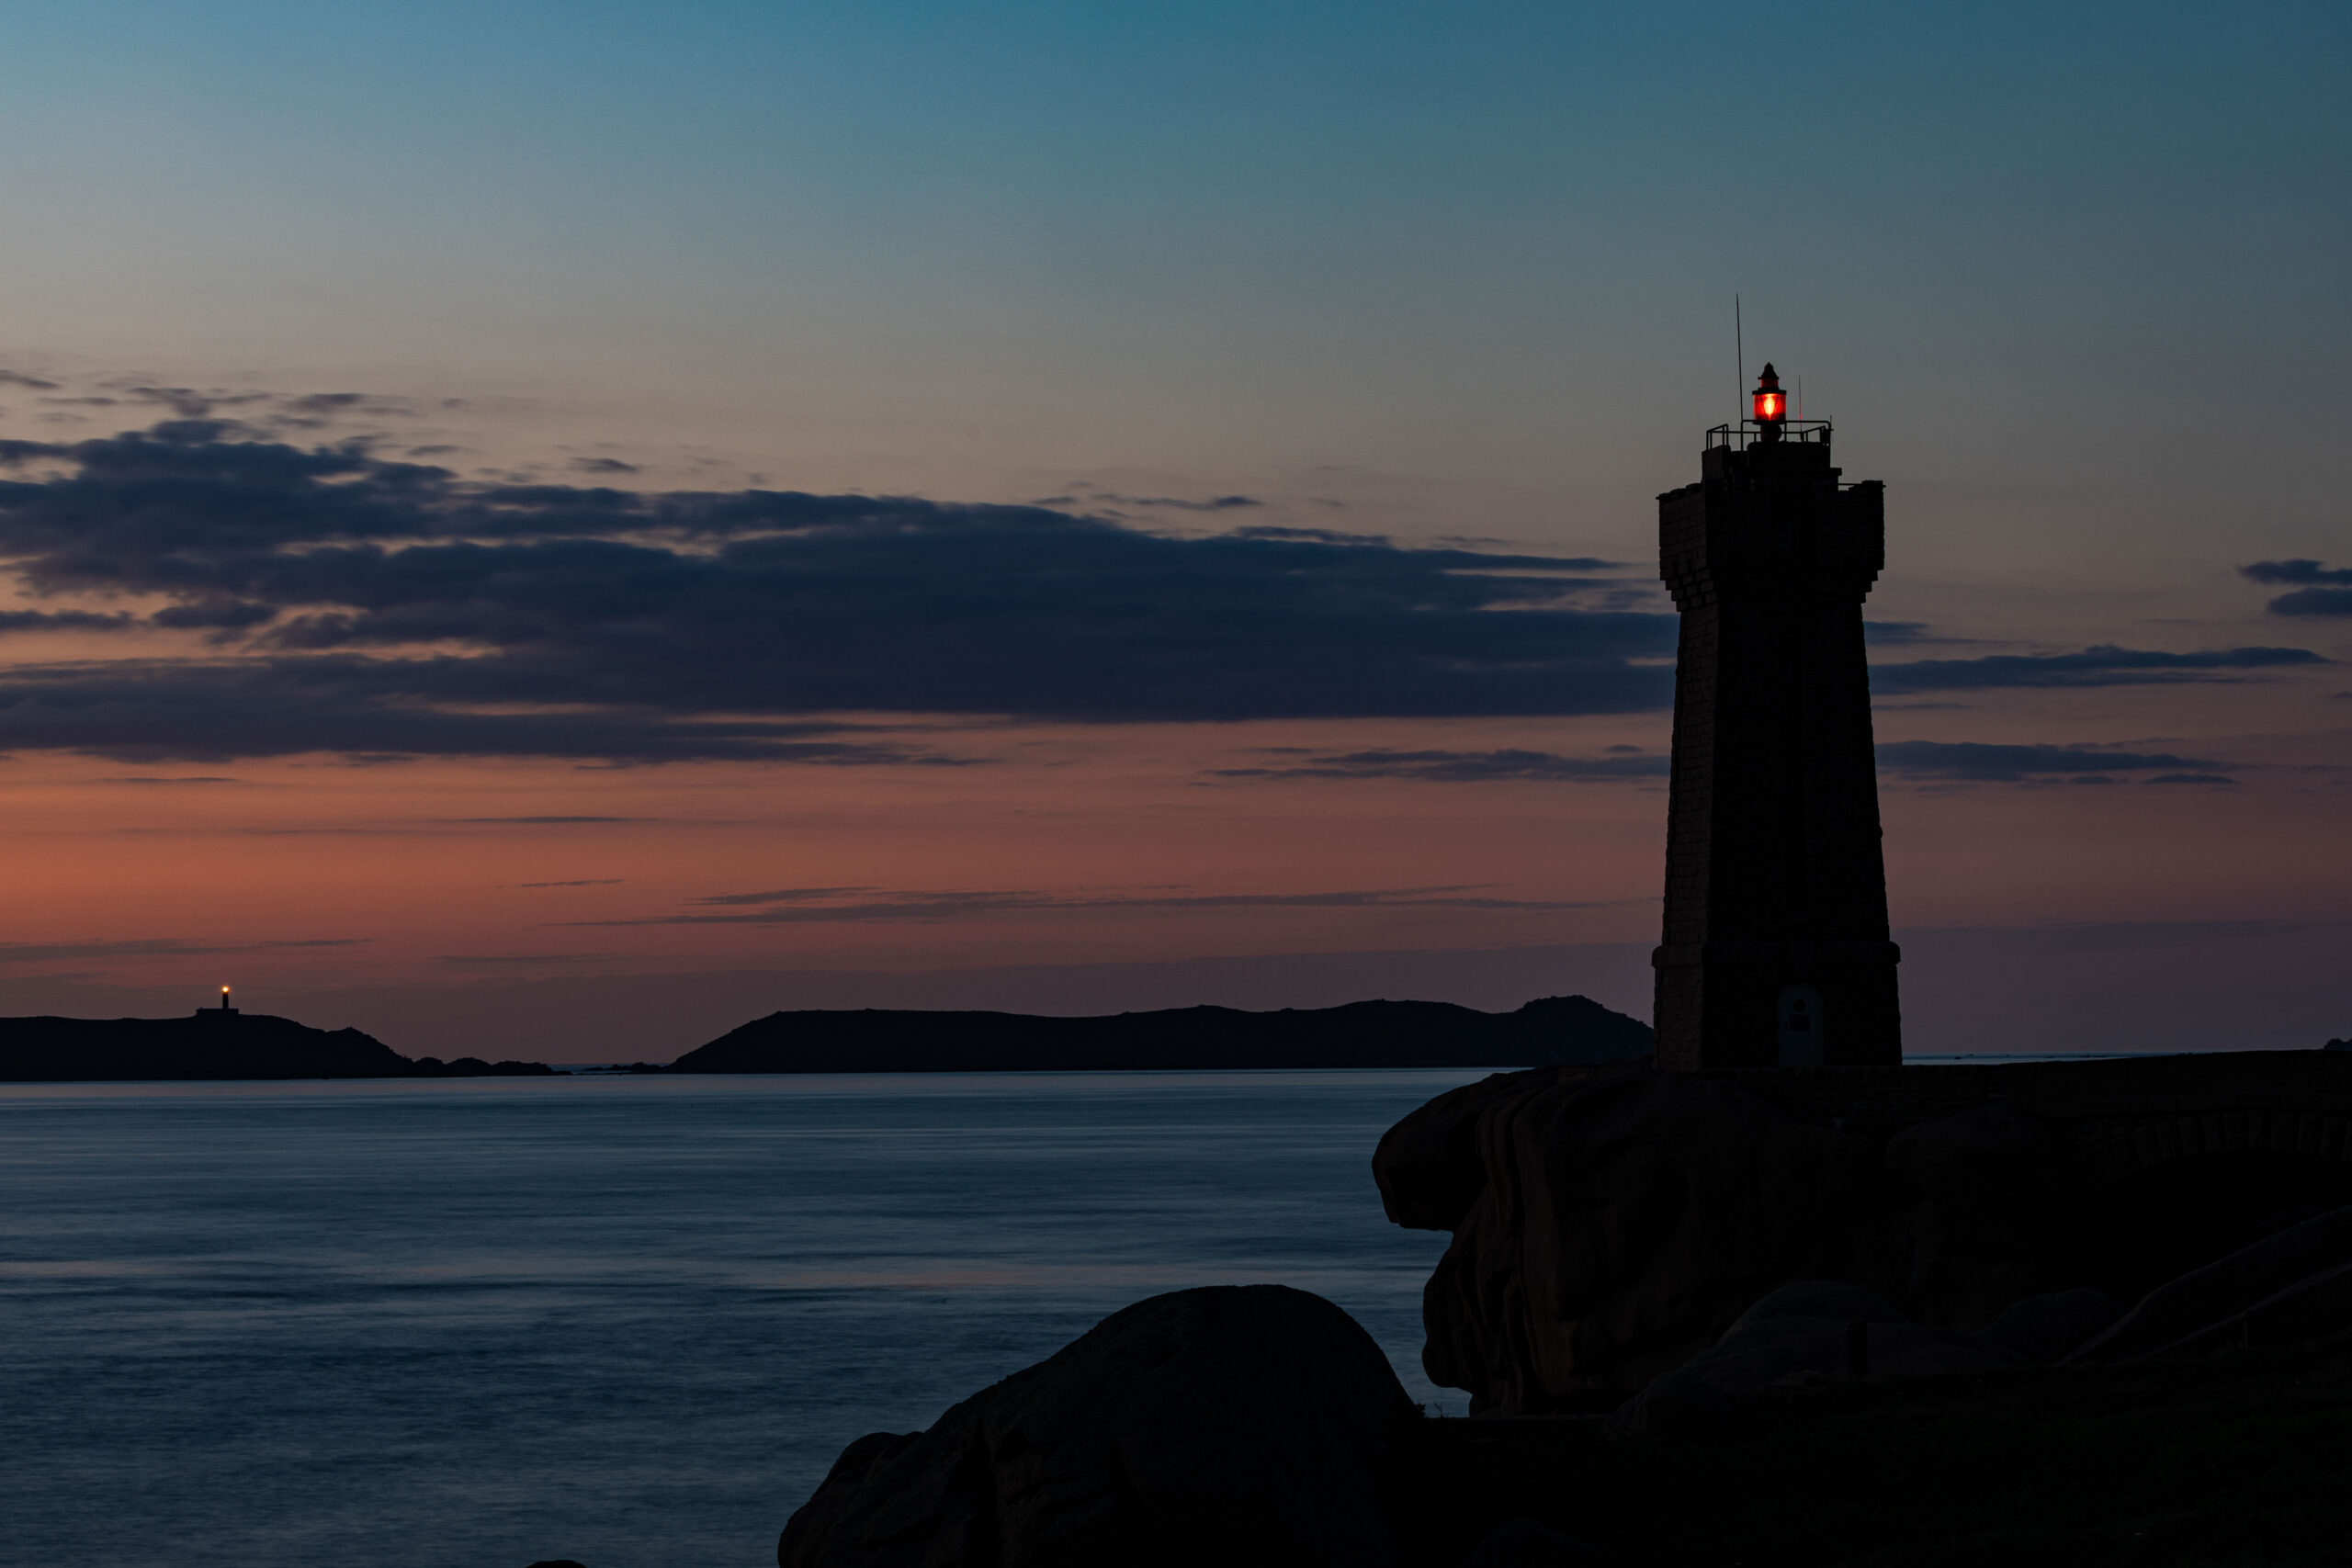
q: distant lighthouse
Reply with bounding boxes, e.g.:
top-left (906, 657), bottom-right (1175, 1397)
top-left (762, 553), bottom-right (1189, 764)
top-left (214, 985), bottom-right (238, 1017)
top-left (1651, 366), bottom-right (1901, 1069)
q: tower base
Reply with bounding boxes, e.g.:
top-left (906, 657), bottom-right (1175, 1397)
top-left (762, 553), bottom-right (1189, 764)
top-left (1652, 940), bottom-right (1900, 1071)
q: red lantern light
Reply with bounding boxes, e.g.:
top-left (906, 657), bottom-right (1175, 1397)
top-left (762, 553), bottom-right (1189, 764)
top-left (1751, 362), bottom-right (1787, 426)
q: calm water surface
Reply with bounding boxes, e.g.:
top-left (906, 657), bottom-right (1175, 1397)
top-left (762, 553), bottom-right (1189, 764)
top-left (0, 1070), bottom-right (1480, 1568)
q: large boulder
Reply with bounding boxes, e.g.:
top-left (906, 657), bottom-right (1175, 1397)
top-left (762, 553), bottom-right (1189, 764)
top-left (1376, 1054), bottom-right (2352, 1413)
top-left (777, 1285), bottom-right (1417, 1568)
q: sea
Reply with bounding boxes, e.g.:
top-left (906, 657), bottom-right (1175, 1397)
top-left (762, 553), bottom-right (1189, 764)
top-left (0, 1069), bottom-right (1485, 1568)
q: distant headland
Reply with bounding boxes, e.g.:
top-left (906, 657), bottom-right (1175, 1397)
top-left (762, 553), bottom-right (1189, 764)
top-left (666, 994), bottom-right (1652, 1074)
top-left (0, 1010), bottom-right (552, 1082)
top-left (0, 993), bottom-right (1652, 1081)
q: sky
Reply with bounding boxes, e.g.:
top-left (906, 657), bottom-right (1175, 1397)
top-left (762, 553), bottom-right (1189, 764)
top-left (0, 0), bottom-right (2344, 1060)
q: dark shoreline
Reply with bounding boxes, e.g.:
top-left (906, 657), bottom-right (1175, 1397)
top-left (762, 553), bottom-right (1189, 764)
top-left (668, 994), bottom-right (1652, 1074)
top-left (0, 994), bottom-right (1653, 1083)
top-left (0, 1011), bottom-right (550, 1082)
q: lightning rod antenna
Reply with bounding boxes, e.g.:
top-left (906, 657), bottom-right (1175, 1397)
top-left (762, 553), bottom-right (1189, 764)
top-left (1735, 295), bottom-right (1745, 430)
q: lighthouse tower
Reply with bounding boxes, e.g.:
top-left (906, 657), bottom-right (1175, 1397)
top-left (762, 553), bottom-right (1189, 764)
top-left (1651, 366), bottom-right (1901, 1069)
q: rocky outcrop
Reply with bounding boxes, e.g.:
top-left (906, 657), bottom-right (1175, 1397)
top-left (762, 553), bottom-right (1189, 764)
top-left (778, 1285), bottom-right (1418, 1568)
top-left (677, 995), bottom-right (1651, 1074)
top-left (1375, 1054), bottom-right (2352, 1413)
top-left (404, 1054), bottom-right (557, 1077)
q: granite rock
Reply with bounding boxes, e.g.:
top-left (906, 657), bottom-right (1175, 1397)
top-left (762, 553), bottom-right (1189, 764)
top-left (777, 1284), bottom-right (1416, 1568)
top-left (1378, 1055), bottom-right (2352, 1413)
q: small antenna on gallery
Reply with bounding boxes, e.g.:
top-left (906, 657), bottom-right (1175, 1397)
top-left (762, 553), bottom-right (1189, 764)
top-left (1735, 294), bottom-right (1744, 428)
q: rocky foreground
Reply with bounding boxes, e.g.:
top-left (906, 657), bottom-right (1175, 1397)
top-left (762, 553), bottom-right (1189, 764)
top-left (776, 1053), bottom-right (2352, 1566)
top-left (1379, 1052), bottom-right (2352, 1413)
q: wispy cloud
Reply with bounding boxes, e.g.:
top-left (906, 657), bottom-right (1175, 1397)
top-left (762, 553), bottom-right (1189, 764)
top-left (691, 885), bottom-right (885, 907)
top-left (1902, 919), bottom-right (2337, 955)
top-left (0, 662), bottom-right (979, 764)
top-left (452, 817), bottom-right (650, 825)
top-left (1871, 644), bottom-right (2325, 694)
top-left (0, 937), bottom-right (364, 963)
top-left (2242, 559), bottom-right (2352, 584)
top-left (0, 609), bottom-right (135, 634)
top-left (2242, 559), bottom-right (2352, 617)
top-left (1092, 492), bottom-right (1263, 513)
top-left (583, 883), bottom-right (1616, 927)
top-left (434, 952), bottom-right (616, 964)
top-left (1209, 747), bottom-right (1668, 783)
top-left (1876, 739), bottom-right (2231, 782)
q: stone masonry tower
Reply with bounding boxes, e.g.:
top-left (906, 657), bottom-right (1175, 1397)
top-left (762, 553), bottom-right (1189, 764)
top-left (1652, 366), bottom-right (1900, 1069)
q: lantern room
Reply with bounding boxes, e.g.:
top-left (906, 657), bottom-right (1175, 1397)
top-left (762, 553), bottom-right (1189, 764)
top-left (1751, 363), bottom-right (1788, 435)
top-left (1703, 362), bottom-right (1826, 454)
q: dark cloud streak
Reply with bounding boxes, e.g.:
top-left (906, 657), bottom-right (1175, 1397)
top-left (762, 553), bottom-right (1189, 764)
top-left (588, 884), bottom-right (1611, 927)
top-left (2241, 560), bottom-right (2352, 617)
top-left (1210, 748), bottom-right (1669, 783)
top-left (0, 936), bottom-right (363, 963)
top-left (1871, 644), bottom-right (2324, 694)
top-left (0, 660), bottom-right (975, 763)
top-left (0, 421), bottom-right (1674, 760)
top-left (1875, 739), bottom-right (2229, 782)
top-left (2242, 559), bottom-right (2352, 585)
top-left (0, 608), bottom-right (134, 633)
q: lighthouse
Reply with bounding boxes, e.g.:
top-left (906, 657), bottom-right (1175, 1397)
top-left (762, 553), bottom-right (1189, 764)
top-left (1651, 366), bottom-right (1901, 1069)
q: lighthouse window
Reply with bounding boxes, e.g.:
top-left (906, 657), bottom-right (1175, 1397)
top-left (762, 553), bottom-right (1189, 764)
top-left (1776, 985), bottom-right (1826, 1067)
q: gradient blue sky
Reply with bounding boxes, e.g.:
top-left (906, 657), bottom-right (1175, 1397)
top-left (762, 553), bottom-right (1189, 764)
top-left (0, 1), bottom-right (2343, 1057)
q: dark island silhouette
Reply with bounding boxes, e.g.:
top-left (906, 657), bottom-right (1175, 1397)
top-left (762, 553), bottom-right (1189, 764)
top-left (0, 1008), bottom-right (552, 1081)
top-left (667, 994), bottom-right (1651, 1074)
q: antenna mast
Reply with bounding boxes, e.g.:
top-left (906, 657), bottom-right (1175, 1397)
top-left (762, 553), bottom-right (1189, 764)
top-left (1735, 295), bottom-right (1744, 428)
